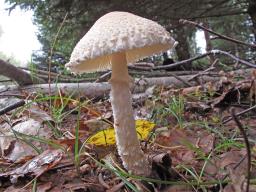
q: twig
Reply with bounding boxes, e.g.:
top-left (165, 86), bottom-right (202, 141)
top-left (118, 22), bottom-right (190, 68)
top-left (188, 59), bottom-right (218, 81)
top-left (222, 105), bottom-right (256, 124)
top-left (0, 94), bottom-right (25, 98)
top-left (180, 19), bottom-right (256, 49)
top-left (154, 50), bottom-right (256, 70)
top-left (0, 100), bottom-right (25, 116)
top-left (20, 67), bottom-right (70, 79)
top-left (98, 173), bottom-right (110, 189)
top-left (35, 73), bottom-right (96, 83)
top-left (216, 50), bottom-right (256, 68)
top-left (168, 73), bottom-right (192, 87)
top-left (153, 52), bottom-right (213, 70)
top-left (128, 65), bottom-right (154, 71)
top-left (0, 79), bottom-right (12, 83)
top-left (95, 71), bottom-right (111, 83)
top-left (231, 108), bottom-right (251, 192)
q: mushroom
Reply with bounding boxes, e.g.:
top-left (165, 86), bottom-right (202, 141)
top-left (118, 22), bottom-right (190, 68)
top-left (65, 11), bottom-right (177, 176)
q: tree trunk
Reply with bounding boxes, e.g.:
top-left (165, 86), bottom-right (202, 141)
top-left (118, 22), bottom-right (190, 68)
top-left (203, 21), bottom-right (215, 63)
top-left (248, 0), bottom-right (256, 43)
top-left (173, 25), bottom-right (191, 70)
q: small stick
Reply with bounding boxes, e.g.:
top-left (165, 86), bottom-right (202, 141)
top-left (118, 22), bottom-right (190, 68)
top-left (0, 100), bottom-right (25, 116)
top-left (95, 71), bottom-right (111, 83)
top-left (98, 173), bottom-right (110, 189)
top-left (154, 50), bottom-right (256, 70)
top-left (153, 52), bottom-right (213, 70)
top-left (168, 73), bottom-right (193, 87)
top-left (223, 105), bottom-right (256, 124)
top-left (0, 94), bottom-right (25, 98)
top-left (231, 108), bottom-right (251, 192)
top-left (188, 59), bottom-right (218, 81)
top-left (180, 19), bottom-right (256, 49)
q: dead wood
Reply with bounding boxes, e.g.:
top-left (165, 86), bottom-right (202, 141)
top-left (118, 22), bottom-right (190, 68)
top-left (0, 68), bottom-right (252, 99)
top-left (0, 100), bottom-right (25, 115)
top-left (0, 59), bottom-right (45, 86)
top-left (0, 74), bottom-right (220, 99)
top-left (180, 19), bottom-right (256, 49)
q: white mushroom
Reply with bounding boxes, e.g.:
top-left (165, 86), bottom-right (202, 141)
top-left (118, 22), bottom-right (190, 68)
top-left (65, 11), bottom-right (177, 176)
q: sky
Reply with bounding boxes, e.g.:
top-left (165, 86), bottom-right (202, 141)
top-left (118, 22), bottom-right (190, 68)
top-left (196, 30), bottom-right (206, 53)
top-left (0, 0), bottom-right (41, 66)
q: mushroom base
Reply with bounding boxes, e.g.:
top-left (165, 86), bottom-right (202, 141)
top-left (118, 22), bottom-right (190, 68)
top-left (110, 80), bottom-right (151, 176)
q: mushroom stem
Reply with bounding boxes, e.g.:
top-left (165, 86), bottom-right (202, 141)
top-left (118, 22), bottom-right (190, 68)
top-left (109, 52), bottom-right (151, 176)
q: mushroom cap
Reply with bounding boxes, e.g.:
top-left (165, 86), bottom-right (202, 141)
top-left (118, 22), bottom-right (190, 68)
top-left (65, 11), bottom-right (177, 73)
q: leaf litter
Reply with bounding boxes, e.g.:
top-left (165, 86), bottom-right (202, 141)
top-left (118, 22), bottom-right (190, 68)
top-left (0, 70), bottom-right (256, 191)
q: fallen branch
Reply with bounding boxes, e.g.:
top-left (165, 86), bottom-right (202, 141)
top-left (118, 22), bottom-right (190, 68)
top-left (0, 100), bottom-right (25, 115)
top-left (0, 74), bottom-right (220, 99)
top-left (154, 50), bottom-right (256, 70)
top-left (188, 59), bottom-right (218, 82)
top-left (0, 59), bottom-right (45, 86)
top-left (95, 71), bottom-right (111, 83)
top-left (222, 105), bottom-right (256, 124)
top-left (180, 19), bottom-right (256, 49)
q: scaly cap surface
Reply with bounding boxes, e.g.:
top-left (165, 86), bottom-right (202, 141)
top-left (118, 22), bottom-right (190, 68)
top-left (66, 11), bottom-right (177, 73)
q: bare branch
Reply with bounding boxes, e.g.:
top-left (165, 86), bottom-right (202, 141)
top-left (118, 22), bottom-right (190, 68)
top-left (154, 50), bottom-right (256, 70)
top-left (179, 19), bottom-right (256, 49)
top-left (0, 59), bottom-right (44, 86)
top-left (0, 100), bottom-right (25, 116)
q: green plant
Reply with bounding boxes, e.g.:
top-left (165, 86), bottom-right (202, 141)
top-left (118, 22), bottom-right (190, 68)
top-left (151, 95), bottom-right (185, 128)
top-left (167, 95), bottom-right (185, 127)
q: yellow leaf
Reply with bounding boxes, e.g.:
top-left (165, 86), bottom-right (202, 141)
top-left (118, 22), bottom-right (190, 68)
top-left (86, 119), bottom-right (155, 146)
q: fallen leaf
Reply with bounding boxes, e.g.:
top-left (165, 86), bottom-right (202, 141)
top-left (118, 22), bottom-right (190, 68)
top-left (87, 119), bottom-right (155, 146)
top-left (218, 149), bottom-right (246, 171)
top-left (24, 105), bottom-right (53, 123)
top-left (223, 167), bottom-right (246, 192)
top-left (0, 119), bottom-right (42, 162)
top-left (0, 149), bottom-right (64, 183)
top-left (185, 101), bottom-right (211, 114)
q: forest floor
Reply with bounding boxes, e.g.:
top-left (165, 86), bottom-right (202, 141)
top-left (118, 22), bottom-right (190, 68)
top-left (0, 68), bottom-right (256, 192)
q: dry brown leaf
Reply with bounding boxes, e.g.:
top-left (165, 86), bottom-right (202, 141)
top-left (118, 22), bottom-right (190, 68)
top-left (35, 182), bottom-right (53, 192)
top-left (218, 150), bottom-right (247, 171)
top-left (0, 149), bottom-right (64, 183)
top-left (186, 101), bottom-right (211, 114)
top-left (3, 186), bottom-right (27, 192)
top-left (224, 167), bottom-right (246, 192)
top-left (0, 119), bottom-right (41, 162)
top-left (162, 185), bottom-right (193, 192)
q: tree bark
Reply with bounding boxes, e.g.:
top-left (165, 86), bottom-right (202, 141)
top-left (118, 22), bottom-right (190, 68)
top-left (172, 24), bottom-right (192, 69)
top-left (203, 21), bottom-right (215, 63)
top-left (0, 68), bottom-right (251, 99)
top-left (0, 59), bottom-right (44, 86)
top-left (0, 74), bottom-right (221, 98)
top-left (248, 0), bottom-right (256, 43)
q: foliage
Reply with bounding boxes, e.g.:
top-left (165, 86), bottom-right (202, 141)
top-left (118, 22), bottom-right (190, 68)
top-left (151, 95), bottom-right (185, 128)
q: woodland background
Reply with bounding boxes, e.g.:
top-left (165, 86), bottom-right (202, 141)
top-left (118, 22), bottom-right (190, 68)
top-left (0, 0), bottom-right (256, 192)
top-left (2, 0), bottom-right (256, 71)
